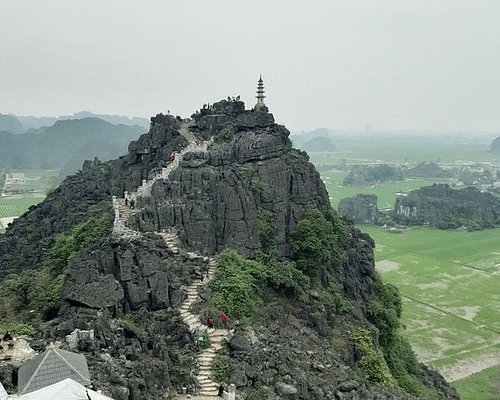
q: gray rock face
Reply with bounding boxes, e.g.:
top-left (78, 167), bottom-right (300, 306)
top-left (130, 105), bottom-right (329, 258)
top-left (62, 234), bottom-right (204, 314)
top-left (338, 194), bottom-right (379, 224)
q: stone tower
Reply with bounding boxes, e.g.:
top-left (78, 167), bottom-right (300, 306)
top-left (255, 75), bottom-right (267, 111)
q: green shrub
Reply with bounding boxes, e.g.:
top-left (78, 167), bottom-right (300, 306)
top-left (211, 349), bottom-right (230, 382)
top-left (0, 323), bottom-right (36, 337)
top-left (246, 387), bottom-right (276, 400)
top-left (319, 281), bottom-right (350, 315)
top-left (121, 313), bottom-right (136, 328)
top-left (349, 328), bottom-right (394, 388)
top-left (170, 348), bottom-right (197, 389)
top-left (368, 277), bottom-right (401, 349)
top-left (214, 124), bottom-right (235, 143)
top-left (257, 208), bottom-right (277, 255)
top-left (290, 209), bottom-right (345, 276)
top-left (210, 250), bottom-right (263, 319)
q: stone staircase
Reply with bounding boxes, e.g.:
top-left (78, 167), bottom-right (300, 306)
top-left (112, 123), bottom-right (210, 236)
top-left (177, 258), bottom-right (230, 397)
top-left (110, 123), bottom-right (229, 398)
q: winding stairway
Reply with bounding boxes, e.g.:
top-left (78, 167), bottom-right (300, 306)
top-left (112, 124), bottom-right (229, 398)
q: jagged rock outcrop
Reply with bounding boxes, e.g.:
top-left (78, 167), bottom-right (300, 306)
top-left (61, 233), bottom-right (203, 314)
top-left (128, 100), bottom-right (329, 258)
top-left (394, 183), bottom-right (500, 230)
top-left (338, 194), bottom-right (379, 224)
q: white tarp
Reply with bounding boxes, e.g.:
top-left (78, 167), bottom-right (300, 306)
top-left (8, 378), bottom-right (114, 400)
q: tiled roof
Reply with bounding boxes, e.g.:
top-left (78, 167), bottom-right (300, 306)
top-left (18, 348), bottom-right (90, 394)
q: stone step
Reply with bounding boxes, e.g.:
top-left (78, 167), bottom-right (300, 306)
top-left (199, 356), bottom-right (215, 363)
top-left (198, 376), bottom-right (213, 382)
top-left (198, 384), bottom-right (217, 391)
top-left (199, 382), bottom-right (218, 389)
top-left (199, 357), bottom-right (216, 364)
top-left (199, 390), bottom-right (219, 397)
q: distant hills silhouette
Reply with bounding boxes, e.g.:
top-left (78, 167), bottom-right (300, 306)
top-left (0, 117), bottom-right (144, 175)
top-left (0, 111), bottom-right (149, 133)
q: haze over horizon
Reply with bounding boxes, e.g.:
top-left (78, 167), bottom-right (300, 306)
top-left (1, 0), bottom-right (500, 133)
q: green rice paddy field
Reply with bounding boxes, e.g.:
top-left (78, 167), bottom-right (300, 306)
top-left (362, 226), bottom-right (500, 399)
top-left (311, 140), bottom-right (500, 399)
top-left (0, 197), bottom-right (44, 218)
top-left (0, 169), bottom-right (58, 232)
top-left (321, 170), bottom-right (434, 210)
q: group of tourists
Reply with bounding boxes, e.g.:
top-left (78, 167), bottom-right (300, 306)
top-left (207, 312), bottom-right (228, 330)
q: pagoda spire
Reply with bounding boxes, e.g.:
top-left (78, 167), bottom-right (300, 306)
top-left (255, 75), bottom-right (267, 110)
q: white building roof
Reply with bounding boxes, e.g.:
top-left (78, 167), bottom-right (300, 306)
top-left (4, 378), bottom-right (114, 400)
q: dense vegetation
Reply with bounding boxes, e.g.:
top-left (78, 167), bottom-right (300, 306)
top-left (0, 214), bottom-right (111, 329)
top-left (343, 165), bottom-right (405, 186)
top-left (209, 208), bottom-right (440, 397)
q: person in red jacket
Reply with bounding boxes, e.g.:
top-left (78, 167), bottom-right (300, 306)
top-left (207, 317), bottom-right (214, 329)
top-left (220, 312), bottom-right (228, 329)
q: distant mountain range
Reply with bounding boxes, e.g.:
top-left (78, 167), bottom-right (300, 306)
top-left (0, 117), bottom-right (145, 175)
top-left (0, 111), bottom-right (150, 133)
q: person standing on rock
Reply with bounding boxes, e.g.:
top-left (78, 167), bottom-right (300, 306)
top-left (130, 199), bottom-right (135, 209)
top-left (124, 197), bottom-right (128, 207)
top-left (207, 317), bottom-right (214, 329)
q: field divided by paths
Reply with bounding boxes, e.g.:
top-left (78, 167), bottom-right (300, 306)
top-left (362, 226), bottom-right (500, 399)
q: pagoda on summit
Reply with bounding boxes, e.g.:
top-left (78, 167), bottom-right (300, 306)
top-left (254, 75), bottom-right (268, 111)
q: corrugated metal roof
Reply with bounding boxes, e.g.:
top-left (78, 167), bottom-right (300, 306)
top-left (18, 348), bottom-right (90, 394)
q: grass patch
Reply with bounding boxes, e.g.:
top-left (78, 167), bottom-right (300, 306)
top-left (452, 365), bottom-right (500, 400)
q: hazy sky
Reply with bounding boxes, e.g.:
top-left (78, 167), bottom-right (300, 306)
top-left (1, 0), bottom-right (500, 132)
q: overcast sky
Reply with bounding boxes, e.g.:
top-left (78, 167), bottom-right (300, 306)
top-left (1, 0), bottom-right (499, 132)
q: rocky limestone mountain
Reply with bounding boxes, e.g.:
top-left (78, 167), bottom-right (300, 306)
top-left (343, 164), bottom-right (404, 186)
top-left (338, 194), bottom-right (380, 224)
top-left (394, 183), bottom-right (500, 230)
top-left (0, 100), bottom-right (459, 400)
